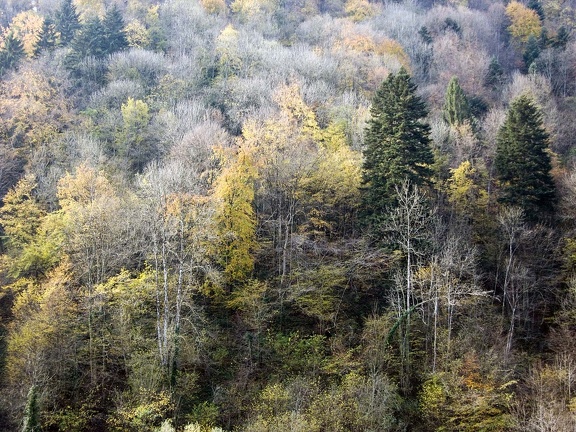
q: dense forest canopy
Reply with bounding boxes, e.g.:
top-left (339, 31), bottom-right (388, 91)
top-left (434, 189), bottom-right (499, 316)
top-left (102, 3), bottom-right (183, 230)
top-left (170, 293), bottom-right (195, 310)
top-left (1, 0), bottom-right (576, 430)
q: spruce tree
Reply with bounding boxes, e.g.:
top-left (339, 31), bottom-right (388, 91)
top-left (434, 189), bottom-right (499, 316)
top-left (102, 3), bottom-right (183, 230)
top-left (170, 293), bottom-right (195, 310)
top-left (443, 76), bottom-right (470, 126)
top-left (495, 94), bottom-right (555, 217)
top-left (523, 35), bottom-right (541, 72)
top-left (484, 57), bottom-right (504, 90)
top-left (21, 385), bottom-right (40, 432)
top-left (361, 67), bottom-right (433, 221)
top-left (0, 32), bottom-right (26, 75)
top-left (34, 17), bottom-right (58, 56)
top-left (102, 5), bottom-right (128, 55)
top-left (55, 0), bottom-right (80, 46)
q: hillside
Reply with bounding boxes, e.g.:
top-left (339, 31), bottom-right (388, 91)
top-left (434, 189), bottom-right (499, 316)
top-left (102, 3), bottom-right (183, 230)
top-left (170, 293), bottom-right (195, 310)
top-left (1, 0), bottom-right (576, 430)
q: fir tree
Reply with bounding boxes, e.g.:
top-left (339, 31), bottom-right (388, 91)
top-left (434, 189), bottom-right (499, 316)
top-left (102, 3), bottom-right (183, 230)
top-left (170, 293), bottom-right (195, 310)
top-left (0, 32), bottom-right (26, 75)
top-left (34, 17), bottom-right (58, 56)
top-left (495, 94), bottom-right (555, 217)
top-left (21, 385), bottom-right (40, 432)
top-left (552, 26), bottom-right (570, 49)
top-left (55, 0), bottom-right (80, 46)
top-left (102, 5), bottom-right (128, 55)
top-left (523, 35), bottom-right (541, 72)
top-left (443, 76), bottom-right (470, 126)
top-left (527, 0), bottom-right (545, 20)
top-left (361, 67), bottom-right (433, 221)
top-left (484, 57), bottom-right (504, 90)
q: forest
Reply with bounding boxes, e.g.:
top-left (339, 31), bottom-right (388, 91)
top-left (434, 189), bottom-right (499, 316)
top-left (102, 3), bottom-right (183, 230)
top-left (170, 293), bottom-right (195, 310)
top-left (1, 0), bottom-right (576, 429)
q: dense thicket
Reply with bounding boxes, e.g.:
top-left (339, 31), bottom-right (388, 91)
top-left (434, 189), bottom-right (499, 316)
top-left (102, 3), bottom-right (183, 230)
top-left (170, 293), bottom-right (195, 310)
top-left (0, 0), bottom-right (575, 430)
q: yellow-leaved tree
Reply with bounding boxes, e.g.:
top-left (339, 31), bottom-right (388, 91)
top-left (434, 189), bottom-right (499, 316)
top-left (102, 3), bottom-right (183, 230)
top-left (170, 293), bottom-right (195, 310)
top-left (506, 1), bottom-right (542, 45)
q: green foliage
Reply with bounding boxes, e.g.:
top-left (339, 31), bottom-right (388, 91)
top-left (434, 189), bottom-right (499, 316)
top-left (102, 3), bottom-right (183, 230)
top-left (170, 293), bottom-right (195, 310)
top-left (523, 35), bottom-right (541, 72)
top-left (443, 77), bottom-right (470, 126)
top-left (103, 5), bottom-right (129, 54)
top-left (0, 32), bottom-right (26, 75)
top-left (495, 94), bottom-right (555, 217)
top-left (21, 385), bottom-right (40, 432)
top-left (55, 0), bottom-right (80, 46)
top-left (34, 18), bottom-right (58, 56)
top-left (361, 68), bottom-right (433, 222)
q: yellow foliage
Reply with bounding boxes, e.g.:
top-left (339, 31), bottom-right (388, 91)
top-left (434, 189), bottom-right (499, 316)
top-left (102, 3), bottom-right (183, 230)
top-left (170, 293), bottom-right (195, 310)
top-left (506, 1), bottom-right (542, 44)
top-left (6, 10), bottom-right (44, 57)
top-left (344, 0), bottom-right (375, 22)
top-left (125, 20), bottom-right (151, 48)
top-left (377, 39), bottom-right (411, 71)
top-left (57, 163), bottom-right (116, 209)
top-left (213, 141), bottom-right (258, 284)
top-left (447, 160), bottom-right (488, 220)
top-left (216, 24), bottom-right (241, 77)
top-left (230, 0), bottom-right (278, 21)
top-left (273, 83), bottom-right (321, 140)
top-left (201, 0), bottom-right (227, 15)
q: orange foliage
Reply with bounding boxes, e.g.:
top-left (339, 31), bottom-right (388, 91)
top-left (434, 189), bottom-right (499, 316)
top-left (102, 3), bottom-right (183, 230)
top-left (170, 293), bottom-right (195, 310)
top-left (506, 1), bottom-right (542, 44)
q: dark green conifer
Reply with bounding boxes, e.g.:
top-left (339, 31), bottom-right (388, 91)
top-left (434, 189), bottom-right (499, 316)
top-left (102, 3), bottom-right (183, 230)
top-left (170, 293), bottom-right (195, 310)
top-left (523, 36), bottom-right (541, 73)
top-left (527, 0), bottom-right (545, 20)
top-left (34, 17), bottom-right (58, 56)
top-left (0, 32), bottom-right (26, 75)
top-left (55, 0), bottom-right (80, 46)
top-left (484, 57), bottom-right (504, 90)
top-left (443, 77), bottom-right (470, 126)
top-left (495, 94), bottom-right (555, 217)
top-left (361, 67), bottom-right (433, 221)
top-left (102, 5), bottom-right (128, 55)
top-left (552, 26), bottom-right (570, 49)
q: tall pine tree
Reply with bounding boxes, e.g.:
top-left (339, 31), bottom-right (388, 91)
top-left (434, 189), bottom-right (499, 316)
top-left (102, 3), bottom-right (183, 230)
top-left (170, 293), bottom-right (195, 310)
top-left (102, 5), bottom-right (128, 55)
top-left (21, 385), bottom-right (40, 432)
top-left (361, 67), bottom-right (433, 221)
top-left (495, 94), bottom-right (555, 217)
top-left (55, 0), bottom-right (80, 46)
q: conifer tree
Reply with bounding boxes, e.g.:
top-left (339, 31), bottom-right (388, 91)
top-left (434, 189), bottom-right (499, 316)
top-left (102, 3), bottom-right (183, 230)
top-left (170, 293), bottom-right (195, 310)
top-left (34, 17), bottom-right (58, 56)
top-left (0, 32), bottom-right (26, 75)
top-left (361, 67), bottom-right (433, 221)
top-left (523, 35), bottom-right (541, 72)
top-left (495, 94), bottom-right (555, 217)
top-left (102, 5), bottom-right (128, 55)
top-left (21, 385), bottom-right (40, 432)
top-left (484, 57), bottom-right (504, 90)
top-left (443, 76), bottom-right (470, 126)
top-left (55, 0), bottom-right (80, 46)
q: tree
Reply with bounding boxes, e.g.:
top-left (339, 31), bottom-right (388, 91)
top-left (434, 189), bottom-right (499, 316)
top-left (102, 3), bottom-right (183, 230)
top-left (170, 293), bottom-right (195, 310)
top-left (523, 35), bottom-right (541, 72)
top-left (0, 32), bottom-right (26, 75)
top-left (443, 77), bottom-right (470, 126)
top-left (21, 385), bottom-right (40, 432)
top-left (55, 0), bottom-right (80, 46)
top-left (484, 57), bottom-right (504, 90)
top-left (506, 1), bottom-right (542, 46)
top-left (102, 5), bottom-right (128, 55)
top-left (361, 67), bottom-right (433, 221)
top-left (34, 18), bottom-right (58, 56)
top-left (495, 94), bottom-right (555, 217)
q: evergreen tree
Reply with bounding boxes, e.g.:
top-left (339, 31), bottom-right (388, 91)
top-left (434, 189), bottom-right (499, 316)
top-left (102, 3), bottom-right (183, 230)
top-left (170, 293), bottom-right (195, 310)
top-left (527, 0), bottom-right (545, 20)
top-left (55, 0), bottom-right (80, 46)
top-left (34, 17), bottom-right (58, 56)
top-left (361, 67), bottom-right (433, 221)
top-left (484, 57), bottom-right (504, 90)
top-left (0, 32), bottom-right (26, 75)
top-left (66, 16), bottom-right (106, 67)
top-left (523, 35), bottom-right (541, 72)
top-left (495, 94), bottom-right (555, 217)
top-left (443, 76), bottom-right (470, 126)
top-left (21, 385), bottom-right (40, 432)
top-left (552, 26), bottom-right (570, 49)
top-left (102, 5), bottom-right (128, 55)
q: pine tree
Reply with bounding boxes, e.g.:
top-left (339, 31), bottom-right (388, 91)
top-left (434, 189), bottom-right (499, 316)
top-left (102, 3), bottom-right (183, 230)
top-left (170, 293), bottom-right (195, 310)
top-left (484, 57), bottom-right (504, 90)
top-left (443, 76), bottom-right (470, 126)
top-left (0, 32), bottom-right (26, 75)
top-left (523, 35), bottom-right (541, 72)
top-left (55, 0), bottom-right (80, 46)
top-left (102, 5), bottom-right (128, 55)
top-left (21, 385), bottom-right (40, 432)
top-left (361, 67), bottom-right (433, 221)
top-left (495, 94), bottom-right (555, 217)
top-left (34, 17), bottom-right (58, 56)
